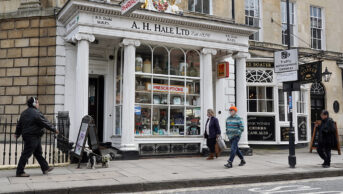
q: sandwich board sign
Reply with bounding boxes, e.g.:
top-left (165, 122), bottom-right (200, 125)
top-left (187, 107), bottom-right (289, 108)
top-left (274, 49), bottom-right (298, 73)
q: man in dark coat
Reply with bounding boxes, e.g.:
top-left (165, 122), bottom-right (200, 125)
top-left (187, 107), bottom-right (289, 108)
top-left (15, 97), bottom-right (59, 177)
top-left (317, 110), bottom-right (336, 168)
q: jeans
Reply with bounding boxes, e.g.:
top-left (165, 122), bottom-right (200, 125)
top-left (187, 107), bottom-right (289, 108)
top-left (228, 136), bottom-right (244, 163)
top-left (16, 136), bottom-right (49, 175)
top-left (317, 145), bottom-right (331, 165)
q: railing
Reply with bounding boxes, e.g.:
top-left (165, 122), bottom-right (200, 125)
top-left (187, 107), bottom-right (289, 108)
top-left (0, 118), bottom-right (70, 169)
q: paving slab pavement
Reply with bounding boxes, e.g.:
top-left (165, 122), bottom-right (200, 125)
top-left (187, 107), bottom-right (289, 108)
top-left (0, 148), bottom-right (343, 193)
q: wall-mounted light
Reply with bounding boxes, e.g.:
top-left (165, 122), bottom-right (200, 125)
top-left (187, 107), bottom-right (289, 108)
top-left (322, 67), bottom-right (332, 82)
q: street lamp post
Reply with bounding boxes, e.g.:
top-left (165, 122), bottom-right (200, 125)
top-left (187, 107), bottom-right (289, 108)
top-left (322, 67), bottom-right (332, 82)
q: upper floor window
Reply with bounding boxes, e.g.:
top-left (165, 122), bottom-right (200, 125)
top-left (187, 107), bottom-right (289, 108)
top-left (188, 0), bottom-right (210, 14)
top-left (310, 6), bottom-right (324, 50)
top-left (245, 0), bottom-right (260, 40)
top-left (281, 1), bottom-right (295, 46)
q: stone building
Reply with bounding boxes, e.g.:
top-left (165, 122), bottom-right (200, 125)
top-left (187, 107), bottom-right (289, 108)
top-left (1, 0), bottom-right (342, 157)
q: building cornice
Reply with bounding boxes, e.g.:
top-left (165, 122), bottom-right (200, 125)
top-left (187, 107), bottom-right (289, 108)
top-left (58, 0), bottom-right (257, 36)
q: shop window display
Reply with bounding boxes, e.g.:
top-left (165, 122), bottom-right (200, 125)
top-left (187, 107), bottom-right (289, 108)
top-left (247, 86), bottom-right (274, 112)
top-left (132, 44), bottom-right (201, 136)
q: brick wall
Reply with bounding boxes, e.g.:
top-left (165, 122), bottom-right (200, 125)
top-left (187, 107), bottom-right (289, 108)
top-left (0, 16), bottom-right (56, 123)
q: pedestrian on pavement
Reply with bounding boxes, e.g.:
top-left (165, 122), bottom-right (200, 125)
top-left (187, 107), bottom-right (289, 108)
top-left (224, 106), bottom-right (246, 168)
top-left (317, 110), bottom-right (337, 168)
top-left (204, 109), bottom-right (221, 160)
top-left (15, 97), bottom-right (59, 177)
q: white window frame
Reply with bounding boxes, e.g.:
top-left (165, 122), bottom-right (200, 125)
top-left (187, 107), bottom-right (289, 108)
top-left (245, 0), bottom-right (262, 41)
top-left (310, 5), bottom-right (325, 50)
top-left (188, 0), bottom-right (213, 15)
top-left (281, 1), bottom-right (297, 47)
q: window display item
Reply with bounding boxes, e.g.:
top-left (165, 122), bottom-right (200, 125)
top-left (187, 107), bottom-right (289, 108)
top-left (173, 96), bottom-right (182, 105)
top-left (179, 62), bottom-right (187, 76)
top-left (143, 59), bottom-right (152, 73)
top-left (161, 95), bottom-right (168, 104)
top-left (135, 55), bottom-right (143, 72)
top-left (137, 81), bottom-right (146, 91)
top-left (154, 59), bottom-right (163, 74)
top-left (188, 62), bottom-right (198, 77)
top-left (153, 95), bottom-right (161, 104)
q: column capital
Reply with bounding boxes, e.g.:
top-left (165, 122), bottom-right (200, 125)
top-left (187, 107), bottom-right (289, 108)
top-left (121, 39), bottom-right (141, 47)
top-left (71, 33), bottom-right (95, 43)
top-left (233, 52), bottom-right (250, 59)
top-left (201, 48), bottom-right (217, 55)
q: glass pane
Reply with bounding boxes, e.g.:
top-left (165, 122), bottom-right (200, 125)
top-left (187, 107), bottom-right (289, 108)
top-left (186, 108), bottom-right (201, 135)
top-left (278, 89), bottom-right (284, 104)
top-left (248, 100), bottom-right (257, 112)
top-left (203, 0), bottom-right (210, 14)
top-left (115, 106), bottom-right (122, 135)
top-left (266, 87), bottom-right (273, 99)
top-left (170, 79), bottom-right (185, 105)
top-left (186, 50), bottom-right (200, 77)
top-left (279, 106), bottom-right (285, 121)
top-left (135, 75), bottom-right (152, 104)
top-left (188, 0), bottom-right (195, 11)
top-left (267, 100), bottom-right (273, 112)
top-left (135, 106), bottom-right (151, 135)
top-left (152, 106), bottom-right (168, 135)
top-left (170, 107), bottom-right (185, 135)
top-left (186, 79), bottom-right (200, 106)
top-left (170, 48), bottom-right (185, 76)
top-left (195, 0), bottom-right (202, 12)
top-left (248, 86), bottom-right (257, 99)
top-left (153, 47), bottom-right (168, 75)
top-left (258, 99), bottom-right (267, 112)
top-left (136, 45), bottom-right (152, 73)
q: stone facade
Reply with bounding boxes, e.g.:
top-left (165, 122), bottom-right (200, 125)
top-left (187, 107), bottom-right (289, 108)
top-left (0, 16), bottom-right (57, 123)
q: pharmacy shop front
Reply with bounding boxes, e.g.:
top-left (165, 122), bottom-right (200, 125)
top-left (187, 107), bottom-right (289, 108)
top-left (57, 0), bottom-right (256, 158)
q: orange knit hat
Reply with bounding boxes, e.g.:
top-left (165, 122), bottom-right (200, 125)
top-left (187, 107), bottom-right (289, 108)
top-left (229, 106), bottom-right (238, 112)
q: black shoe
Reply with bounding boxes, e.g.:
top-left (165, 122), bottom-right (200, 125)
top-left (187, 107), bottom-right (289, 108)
top-left (16, 173), bottom-right (30, 177)
top-left (43, 167), bottom-right (54, 175)
top-left (224, 162), bottom-right (233, 168)
top-left (239, 160), bottom-right (246, 166)
top-left (322, 164), bottom-right (330, 168)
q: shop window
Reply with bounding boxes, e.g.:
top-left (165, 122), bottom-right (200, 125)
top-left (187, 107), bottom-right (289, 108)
top-left (310, 6), bottom-right (324, 50)
top-left (247, 86), bottom-right (274, 112)
top-left (134, 44), bottom-right (201, 136)
top-left (115, 48), bottom-right (124, 135)
top-left (297, 90), bottom-right (307, 114)
top-left (246, 69), bottom-right (273, 83)
top-left (281, 1), bottom-right (295, 46)
top-left (278, 89), bottom-right (291, 122)
top-left (245, 0), bottom-right (260, 40)
top-left (188, 0), bottom-right (211, 14)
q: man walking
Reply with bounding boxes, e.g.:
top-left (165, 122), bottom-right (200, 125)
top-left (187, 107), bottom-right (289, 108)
top-left (224, 106), bottom-right (246, 168)
top-left (317, 110), bottom-right (336, 168)
top-left (15, 97), bottom-right (59, 177)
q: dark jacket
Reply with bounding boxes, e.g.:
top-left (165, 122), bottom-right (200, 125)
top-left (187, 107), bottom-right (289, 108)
top-left (318, 118), bottom-right (337, 148)
top-left (15, 107), bottom-right (56, 138)
top-left (204, 117), bottom-right (221, 139)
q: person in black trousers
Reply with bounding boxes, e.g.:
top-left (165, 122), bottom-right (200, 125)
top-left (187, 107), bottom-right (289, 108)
top-left (317, 110), bottom-right (337, 168)
top-left (204, 109), bottom-right (221, 160)
top-left (15, 97), bottom-right (59, 177)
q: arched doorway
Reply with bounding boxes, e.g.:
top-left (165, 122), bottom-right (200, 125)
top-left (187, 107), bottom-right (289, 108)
top-left (310, 82), bottom-right (326, 126)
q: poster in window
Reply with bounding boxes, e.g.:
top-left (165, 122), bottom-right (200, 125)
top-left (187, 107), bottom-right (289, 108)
top-left (248, 116), bottom-right (275, 141)
top-left (298, 116), bottom-right (307, 141)
top-left (281, 127), bottom-right (290, 141)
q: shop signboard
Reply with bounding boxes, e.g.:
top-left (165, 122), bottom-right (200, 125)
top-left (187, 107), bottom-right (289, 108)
top-left (121, 0), bottom-right (145, 15)
top-left (274, 49), bottom-right (298, 73)
top-left (146, 83), bottom-right (189, 94)
top-left (276, 71), bottom-right (298, 83)
top-left (248, 116), bottom-right (275, 141)
top-left (246, 62), bottom-right (274, 68)
top-left (298, 116), bottom-right (307, 141)
top-left (217, 62), bottom-right (229, 78)
top-left (298, 61), bottom-right (322, 84)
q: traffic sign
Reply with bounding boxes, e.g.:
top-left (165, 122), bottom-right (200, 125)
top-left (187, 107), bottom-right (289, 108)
top-left (274, 49), bottom-right (298, 73)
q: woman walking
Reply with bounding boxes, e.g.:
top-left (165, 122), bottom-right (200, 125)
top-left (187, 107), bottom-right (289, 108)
top-left (204, 109), bottom-right (221, 160)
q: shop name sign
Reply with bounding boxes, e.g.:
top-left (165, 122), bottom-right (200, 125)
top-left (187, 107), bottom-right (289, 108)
top-left (298, 61), bottom-right (322, 83)
top-left (274, 49), bottom-right (298, 73)
top-left (146, 83), bottom-right (189, 94)
top-left (121, 0), bottom-right (145, 15)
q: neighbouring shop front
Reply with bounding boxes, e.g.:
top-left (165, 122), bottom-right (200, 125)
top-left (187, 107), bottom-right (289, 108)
top-left (57, 0), bottom-right (256, 157)
top-left (246, 59), bottom-right (311, 145)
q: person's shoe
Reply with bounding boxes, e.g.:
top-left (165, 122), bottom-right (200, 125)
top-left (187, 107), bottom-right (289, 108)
top-left (16, 173), bottom-right (30, 177)
top-left (206, 153), bottom-right (214, 160)
top-left (239, 160), bottom-right (246, 166)
top-left (43, 167), bottom-right (54, 175)
top-left (322, 164), bottom-right (330, 168)
top-left (224, 162), bottom-right (233, 168)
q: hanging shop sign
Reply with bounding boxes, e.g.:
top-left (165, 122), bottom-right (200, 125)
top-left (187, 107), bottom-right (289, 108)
top-left (146, 83), bottom-right (189, 94)
top-left (274, 49), bottom-right (298, 73)
top-left (217, 62), bottom-right (229, 78)
top-left (121, 0), bottom-right (145, 15)
top-left (248, 116), bottom-right (275, 141)
top-left (297, 116), bottom-right (307, 141)
top-left (246, 62), bottom-right (274, 68)
top-left (298, 61), bottom-right (322, 84)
